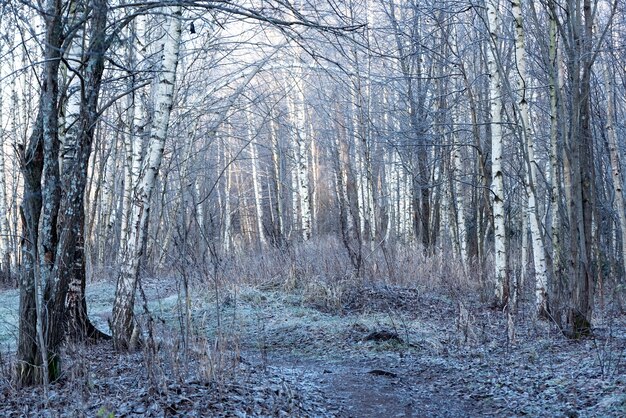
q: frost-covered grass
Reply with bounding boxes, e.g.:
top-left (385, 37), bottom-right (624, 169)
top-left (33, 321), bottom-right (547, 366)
top-left (0, 277), bottom-right (185, 350)
top-left (1, 274), bottom-right (625, 417)
top-left (0, 288), bottom-right (19, 349)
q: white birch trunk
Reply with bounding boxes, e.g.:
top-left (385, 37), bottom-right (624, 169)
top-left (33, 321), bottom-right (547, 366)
top-left (400, 163), bottom-right (413, 242)
top-left (364, 0), bottom-right (376, 246)
top-left (295, 66), bottom-right (311, 240)
top-left (270, 116), bottom-right (284, 242)
top-left (449, 25), bottom-right (468, 263)
top-left (0, 80), bottom-right (10, 273)
top-left (382, 91), bottom-right (394, 242)
top-left (391, 152), bottom-right (401, 240)
top-left (365, 155), bottom-right (376, 246)
top-left (97, 139), bottom-right (119, 264)
top-left (384, 148), bottom-right (396, 242)
top-left (337, 134), bottom-right (356, 235)
top-left (287, 63), bottom-right (311, 240)
top-left (512, 0), bottom-right (548, 314)
top-left (548, 9), bottom-right (563, 289)
top-left (112, 6), bottom-right (182, 349)
top-left (223, 135), bottom-right (233, 253)
top-left (437, 158), bottom-right (450, 254)
top-left (247, 113), bottom-right (267, 247)
top-left (59, 1), bottom-right (84, 174)
top-left (287, 93), bottom-right (299, 239)
top-left (352, 96), bottom-right (366, 240)
top-left (195, 180), bottom-right (205, 233)
top-left (351, 86), bottom-right (376, 246)
top-left (120, 16), bottom-right (148, 261)
top-left (452, 116), bottom-right (468, 263)
top-left (486, 0), bottom-right (507, 306)
top-left (604, 59), bottom-right (626, 281)
top-left (7, 45), bottom-right (21, 271)
top-left (104, 144), bottom-right (120, 232)
top-left (310, 134), bottom-right (318, 236)
top-left (237, 164), bottom-right (253, 245)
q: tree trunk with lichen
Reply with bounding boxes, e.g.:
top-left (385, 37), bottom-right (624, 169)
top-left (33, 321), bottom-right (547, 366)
top-left (15, 0), bottom-right (64, 386)
top-left (604, 58), bottom-right (626, 299)
top-left (15, 0), bottom-right (109, 386)
top-left (16, 112), bottom-right (44, 386)
top-left (62, 0), bottom-right (109, 342)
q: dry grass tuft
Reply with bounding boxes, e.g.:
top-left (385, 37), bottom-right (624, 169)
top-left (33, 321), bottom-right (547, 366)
top-left (214, 236), bottom-right (482, 308)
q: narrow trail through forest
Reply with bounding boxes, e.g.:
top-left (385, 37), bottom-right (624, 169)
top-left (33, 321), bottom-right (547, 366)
top-left (265, 352), bottom-right (483, 417)
top-left (198, 280), bottom-right (626, 417)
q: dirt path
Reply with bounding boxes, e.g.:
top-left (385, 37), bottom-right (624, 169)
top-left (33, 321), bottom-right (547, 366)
top-left (231, 285), bottom-right (626, 417)
top-left (270, 354), bottom-right (472, 417)
top-left (268, 353), bottom-right (483, 418)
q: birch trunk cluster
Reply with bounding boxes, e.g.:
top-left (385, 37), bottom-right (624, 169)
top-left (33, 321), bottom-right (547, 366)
top-left (111, 6), bottom-right (183, 350)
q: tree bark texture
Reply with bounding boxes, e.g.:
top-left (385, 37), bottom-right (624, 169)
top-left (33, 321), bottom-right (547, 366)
top-left (486, 0), bottom-right (508, 307)
top-left (112, 6), bottom-right (182, 350)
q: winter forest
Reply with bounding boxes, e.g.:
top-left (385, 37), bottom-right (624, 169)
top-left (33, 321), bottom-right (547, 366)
top-left (0, 0), bottom-right (625, 415)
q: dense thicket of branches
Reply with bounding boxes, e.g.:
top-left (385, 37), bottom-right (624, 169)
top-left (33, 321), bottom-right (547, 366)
top-left (0, 0), bottom-right (624, 385)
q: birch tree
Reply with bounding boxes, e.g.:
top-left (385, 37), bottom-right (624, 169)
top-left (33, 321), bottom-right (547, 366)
top-left (111, 5), bottom-right (183, 350)
top-left (55, 0), bottom-right (104, 340)
top-left (269, 114), bottom-right (285, 245)
top-left (451, 105), bottom-right (468, 264)
top-left (290, 61), bottom-right (312, 241)
top-left (15, 0), bottom-right (64, 385)
top-left (222, 135), bottom-right (233, 253)
top-left (120, 15), bottom-right (149, 261)
top-left (0, 64), bottom-right (11, 281)
top-left (15, 0), bottom-right (110, 384)
top-left (485, 0), bottom-right (508, 306)
top-left (247, 111), bottom-right (268, 247)
top-left (511, 0), bottom-right (549, 315)
top-left (546, 5), bottom-right (566, 322)
top-left (604, 55), bottom-right (626, 286)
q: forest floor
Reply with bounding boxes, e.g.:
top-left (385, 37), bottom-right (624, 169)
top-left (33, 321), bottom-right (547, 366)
top-left (1, 275), bottom-right (625, 417)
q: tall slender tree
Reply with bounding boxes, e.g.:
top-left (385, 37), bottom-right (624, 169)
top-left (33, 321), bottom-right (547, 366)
top-left (511, 0), bottom-right (549, 315)
top-left (485, 0), bottom-right (508, 306)
top-left (112, 5), bottom-right (183, 350)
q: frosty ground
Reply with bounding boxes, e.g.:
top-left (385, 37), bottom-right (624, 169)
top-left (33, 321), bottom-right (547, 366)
top-left (1, 274), bottom-right (625, 417)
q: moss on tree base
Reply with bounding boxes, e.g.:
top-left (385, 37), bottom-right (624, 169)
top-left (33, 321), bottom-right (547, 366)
top-left (563, 311), bottom-right (592, 339)
top-left (15, 353), bottom-right (61, 387)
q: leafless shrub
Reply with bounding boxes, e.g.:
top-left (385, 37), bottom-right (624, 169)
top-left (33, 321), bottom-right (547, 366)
top-left (456, 301), bottom-right (478, 346)
top-left (193, 331), bottom-right (241, 385)
top-left (301, 276), bottom-right (351, 313)
top-left (62, 342), bottom-right (93, 410)
top-left (591, 311), bottom-right (626, 378)
top-left (217, 236), bottom-right (478, 295)
top-left (132, 309), bottom-right (242, 402)
top-left (146, 232), bottom-right (498, 385)
top-left (0, 346), bottom-right (13, 388)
